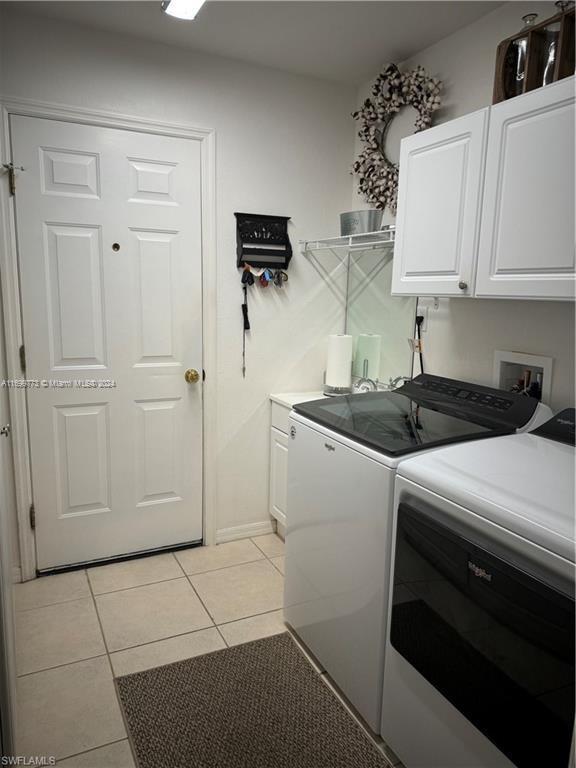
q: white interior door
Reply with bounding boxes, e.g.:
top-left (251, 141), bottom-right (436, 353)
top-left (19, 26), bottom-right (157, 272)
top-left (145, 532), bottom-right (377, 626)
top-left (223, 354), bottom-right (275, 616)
top-left (11, 115), bottom-right (203, 570)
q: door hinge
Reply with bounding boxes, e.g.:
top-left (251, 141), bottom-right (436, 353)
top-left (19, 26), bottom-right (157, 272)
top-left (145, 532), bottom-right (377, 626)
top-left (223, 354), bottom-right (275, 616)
top-left (19, 344), bottom-right (26, 374)
top-left (29, 502), bottom-right (36, 530)
top-left (2, 162), bottom-right (24, 196)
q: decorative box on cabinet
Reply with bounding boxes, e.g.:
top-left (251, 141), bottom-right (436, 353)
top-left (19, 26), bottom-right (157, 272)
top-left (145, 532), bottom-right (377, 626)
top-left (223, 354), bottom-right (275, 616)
top-left (476, 77), bottom-right (575, 300)
top-left (391, 108), bottom-right (489, 297)
top-left (269, 393), bottom-right (325, 530)
top-left (391, 77), bottom-right (575, 301)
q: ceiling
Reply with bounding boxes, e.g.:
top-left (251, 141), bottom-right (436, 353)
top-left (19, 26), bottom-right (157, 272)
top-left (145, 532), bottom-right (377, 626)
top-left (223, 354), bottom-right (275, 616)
top-left (7, 1), bottom-right (503, 85)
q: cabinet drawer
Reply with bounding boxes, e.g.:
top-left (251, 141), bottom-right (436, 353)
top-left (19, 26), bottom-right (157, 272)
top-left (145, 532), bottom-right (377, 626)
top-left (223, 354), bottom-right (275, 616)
top-left (271, 401), bottom-right (291, 434)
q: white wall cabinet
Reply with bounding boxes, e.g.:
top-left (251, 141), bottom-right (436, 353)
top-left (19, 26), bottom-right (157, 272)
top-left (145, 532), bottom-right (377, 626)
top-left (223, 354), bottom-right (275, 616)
top-left (476, 79), bottom-right (575, 300)
top-left (392, 109), bottom-right (489, 297)
top-left (392, 77), bottom-right (575, 301)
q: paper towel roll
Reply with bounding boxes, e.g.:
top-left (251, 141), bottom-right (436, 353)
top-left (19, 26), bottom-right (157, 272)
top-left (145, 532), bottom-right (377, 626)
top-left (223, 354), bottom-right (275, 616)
top-left (353, 334), bottom-right (382, 380)
top-left (325, 334), bottom-right (353, 389)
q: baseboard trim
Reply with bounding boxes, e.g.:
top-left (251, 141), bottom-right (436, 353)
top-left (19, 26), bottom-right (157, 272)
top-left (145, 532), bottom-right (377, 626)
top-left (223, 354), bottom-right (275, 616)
top-left (216, 520), bottom-right (276, 544)
top-left (12, 566), bottom-right (21, 584)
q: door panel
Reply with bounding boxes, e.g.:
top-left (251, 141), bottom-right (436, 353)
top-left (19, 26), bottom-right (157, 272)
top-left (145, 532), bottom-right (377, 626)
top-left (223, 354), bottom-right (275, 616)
top-left (135, 398), bottom-right (182, 506)
top-left (133, 230), bottom-right (178, 364)
top-left (392, 109), bottom-right (488, 297)
top-left (45, 223), bottom-right (107, 368)
top-left (40, 147), bottom-right (101, 199)
top-left (476, 78), bottom-right (575, 299)
top-left (55, 403), bottom-right (111, 516)
top-left (11, 115), bottom-right (203, 569)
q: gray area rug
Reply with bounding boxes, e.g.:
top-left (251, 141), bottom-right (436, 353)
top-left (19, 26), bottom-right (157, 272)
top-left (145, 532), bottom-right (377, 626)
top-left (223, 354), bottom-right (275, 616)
top-left (116, 632), bottom-right (389, 768)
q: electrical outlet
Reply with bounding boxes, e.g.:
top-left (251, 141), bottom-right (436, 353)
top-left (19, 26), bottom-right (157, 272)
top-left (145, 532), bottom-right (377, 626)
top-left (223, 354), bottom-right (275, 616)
top-left (416, 305), bottom-right (428, 332)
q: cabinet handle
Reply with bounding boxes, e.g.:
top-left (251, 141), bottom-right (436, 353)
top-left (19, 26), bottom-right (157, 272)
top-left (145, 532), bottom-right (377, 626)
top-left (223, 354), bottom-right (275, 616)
top-left (458, 281), bottom-right (468, 291)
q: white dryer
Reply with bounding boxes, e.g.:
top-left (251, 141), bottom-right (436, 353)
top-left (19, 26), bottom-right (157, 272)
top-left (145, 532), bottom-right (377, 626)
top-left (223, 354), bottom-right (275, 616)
top-left (381, 409), bottom-right (575, 768)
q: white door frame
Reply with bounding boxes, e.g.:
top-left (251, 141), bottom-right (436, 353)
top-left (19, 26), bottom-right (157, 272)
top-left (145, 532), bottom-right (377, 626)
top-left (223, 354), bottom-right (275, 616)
top-left (0, 96), bottom-right (218, 580)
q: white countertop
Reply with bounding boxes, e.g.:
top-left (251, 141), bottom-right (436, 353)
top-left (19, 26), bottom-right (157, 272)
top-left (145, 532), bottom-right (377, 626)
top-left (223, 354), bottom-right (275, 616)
top-left (270, 391), bottom-right (326, 409)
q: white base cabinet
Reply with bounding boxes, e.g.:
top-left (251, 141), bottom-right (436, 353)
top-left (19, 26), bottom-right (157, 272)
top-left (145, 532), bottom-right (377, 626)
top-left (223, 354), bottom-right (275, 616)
top-left (268, 393), bottom-right (325, 529)
top-left (269, 427), bottom-right (288, 527)
top-left (392, 77), bottom-right (575, 301)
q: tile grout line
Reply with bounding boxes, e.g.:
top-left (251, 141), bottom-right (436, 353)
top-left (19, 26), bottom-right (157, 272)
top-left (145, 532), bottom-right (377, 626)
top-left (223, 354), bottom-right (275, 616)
top-left (183, 572), bottom-right (285, 630)
top-left (177, 555), bottom-right (267, 579)
top-left (175, 559), bottom-right (232, 648)
top-left (16, 595), bottom-right (91, 614)
top-left (15, 569), bottom-right (92, 613)
top-left (183, 572), bottom-right (218, 626)
top-left (214, 624), bottom-right (230, 649)
top-left (216, 605), bottom-right (284, 628)
top-left (268, 558), bottom-right (284, 575)
top-left (56, 737), bottom-right (129, 764)
top-left (17, 652), bottom-right (108, 679)
top-left (90, 574), bottom-right (190, 599)
top-left (87, 571), bottom-right (113, 661)
top-left (177, 573), bottom-right (230, 648)
top-left (249, 536), bottom-right (285, 560)
top-left (108, 624), bottom-right (215, 656)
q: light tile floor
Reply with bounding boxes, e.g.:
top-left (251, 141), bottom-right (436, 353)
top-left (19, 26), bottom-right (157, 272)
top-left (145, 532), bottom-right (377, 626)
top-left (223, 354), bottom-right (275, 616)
top-left (15, 533), bottom-right (401, 767)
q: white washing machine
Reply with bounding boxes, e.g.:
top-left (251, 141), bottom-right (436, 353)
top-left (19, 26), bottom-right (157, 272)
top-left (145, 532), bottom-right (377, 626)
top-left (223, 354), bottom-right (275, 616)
top-left (381, 409), bottom-right (575, 768)
top-left (284, 374), bottom-right (551, 733)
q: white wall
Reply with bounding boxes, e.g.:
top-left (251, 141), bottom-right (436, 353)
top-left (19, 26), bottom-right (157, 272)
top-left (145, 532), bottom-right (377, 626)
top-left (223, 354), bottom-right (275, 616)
top-left (0, 8), bottom-right (356, 544)
top-left (352, 1), bottom-right (575, 410)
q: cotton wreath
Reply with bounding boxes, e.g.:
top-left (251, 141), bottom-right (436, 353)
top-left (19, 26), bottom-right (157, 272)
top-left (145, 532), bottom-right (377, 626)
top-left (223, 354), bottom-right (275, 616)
top-left (352, 63), bottom-right (442, 214)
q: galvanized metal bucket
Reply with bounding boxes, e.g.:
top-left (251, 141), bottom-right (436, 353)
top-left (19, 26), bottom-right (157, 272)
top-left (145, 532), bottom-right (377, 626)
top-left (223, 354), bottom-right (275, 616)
top-left (340, 209), bottom-right (383, 236)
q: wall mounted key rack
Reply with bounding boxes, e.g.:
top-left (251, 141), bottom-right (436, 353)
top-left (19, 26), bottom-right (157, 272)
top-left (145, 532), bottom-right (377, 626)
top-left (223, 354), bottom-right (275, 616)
top-left (235, 212), bottom-right (292, 269)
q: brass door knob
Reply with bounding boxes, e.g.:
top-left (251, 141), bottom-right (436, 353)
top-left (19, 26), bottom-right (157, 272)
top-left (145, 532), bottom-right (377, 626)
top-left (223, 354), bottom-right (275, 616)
top-left (184, 368), bottom-right (200, 384)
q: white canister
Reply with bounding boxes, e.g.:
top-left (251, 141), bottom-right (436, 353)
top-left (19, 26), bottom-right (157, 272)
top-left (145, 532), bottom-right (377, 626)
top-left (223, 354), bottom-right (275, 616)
top-left (325, 334), bottom-right (353, 394)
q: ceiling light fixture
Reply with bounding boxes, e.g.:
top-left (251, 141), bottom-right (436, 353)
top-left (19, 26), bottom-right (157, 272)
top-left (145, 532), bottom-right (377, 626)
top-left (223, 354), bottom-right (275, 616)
top-left (161, 0), bottom-right (206, 21)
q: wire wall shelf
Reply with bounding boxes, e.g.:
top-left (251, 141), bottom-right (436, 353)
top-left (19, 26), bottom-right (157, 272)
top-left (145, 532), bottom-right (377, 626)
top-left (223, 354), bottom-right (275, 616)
top-left (300, 227), bottom-right (395, 256)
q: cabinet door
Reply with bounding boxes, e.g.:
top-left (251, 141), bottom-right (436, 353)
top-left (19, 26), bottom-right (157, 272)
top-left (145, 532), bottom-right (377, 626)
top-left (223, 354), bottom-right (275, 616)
top-left (476, 78), bottom-right (575, 300)
top-left (392, 109), bottom-right (489, 297)
top-left (269, 427), bottom-right (288, 526)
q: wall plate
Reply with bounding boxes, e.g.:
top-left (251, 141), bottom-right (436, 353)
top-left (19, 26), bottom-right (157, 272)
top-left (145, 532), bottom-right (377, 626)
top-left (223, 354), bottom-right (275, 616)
top-left (493, 350), bottom-right (553, 405)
